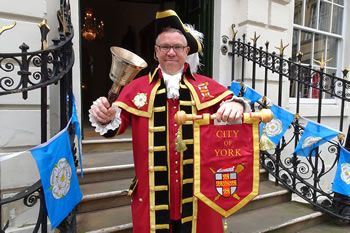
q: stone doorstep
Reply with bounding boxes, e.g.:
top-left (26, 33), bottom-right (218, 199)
top-left (85, 223), bottom-right (133, 233)
top-left (226, 201), bottom-right (325, 233)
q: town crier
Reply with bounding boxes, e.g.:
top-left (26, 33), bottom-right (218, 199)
top-left (89, 9), bottom-right (250, 233)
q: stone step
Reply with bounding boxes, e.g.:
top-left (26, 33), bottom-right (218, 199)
top-left (77, 180), bottom-right (291, 232)
top-left (82, 138), bottom-right (133, 153)
top-left (76, 205), bottom-right (132, 233)
top-left (80, 150), bottom-right (134, 168)
top-left (296, 220), bottom-right (350, 233)
top-left (78, 164), bottom-right (135, 185)
top-left (226, 201), bottom-right (326, 233)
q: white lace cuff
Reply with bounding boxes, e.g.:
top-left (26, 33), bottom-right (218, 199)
top-left (220, 96), bottom-right (252, 113)
top-left (88, 97), bottom-right (122, 135)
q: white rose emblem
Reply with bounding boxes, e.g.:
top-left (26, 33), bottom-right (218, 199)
top-left (132, 93), bottom-right (147, 109)
top-left (341, 163), bottom-right (350, 184)
top-left (50, 158), bottom-right (72, 199)
top-left (265, 119), bottom-right (283, 137)
top-left (302, 136), bottom-right (322, 148)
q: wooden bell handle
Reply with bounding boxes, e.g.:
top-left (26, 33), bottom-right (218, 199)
top-left (174, 109), bottom-right (273, 126)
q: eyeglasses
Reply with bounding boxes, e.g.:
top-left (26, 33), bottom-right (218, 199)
top-left (156, 44), bottom-right (188, 53)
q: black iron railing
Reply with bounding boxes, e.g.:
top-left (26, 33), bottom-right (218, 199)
top-left (0, 0), bottom-right (76, 232)
top-left (228, 28), bottom-right (350, 221)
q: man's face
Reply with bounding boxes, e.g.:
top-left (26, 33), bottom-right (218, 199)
top-left (155, 31), bottom-right (190, 75)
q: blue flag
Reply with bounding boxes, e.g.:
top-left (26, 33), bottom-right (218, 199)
top-left (259, 104), bottom-right (294, 150)
top-left (332, 146), bottom-right (350, 196)
top-left (229, 81), bottom-right (242, 96)
top-left (72, 94), bottom-right (83, 177)
top-left (243, 86), bottom-right (262, 104)
top-left (293, 121), bottom-right (339, 157)
top-left (30, 128), bottom-right (83, 230)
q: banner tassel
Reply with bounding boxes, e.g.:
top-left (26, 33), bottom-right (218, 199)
top-left (175, 130), bottom-right (187, 152)
top-left (224, 217), bottom-right (228, 233)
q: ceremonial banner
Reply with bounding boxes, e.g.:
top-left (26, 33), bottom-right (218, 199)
top-left (193, 114), bottom-right (260, 217)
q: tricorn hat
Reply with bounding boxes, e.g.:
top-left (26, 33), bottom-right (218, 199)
top-left (155, 10), bottom-right (202, 55)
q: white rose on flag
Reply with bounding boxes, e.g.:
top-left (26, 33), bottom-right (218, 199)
top-left (50, 158), bottom-right (72, 199)
top-left (341, 163), bottom-right (350, 185)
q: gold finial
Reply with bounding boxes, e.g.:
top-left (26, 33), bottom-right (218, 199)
top-left (313, 52), bottom-right (332, 69)
top-left (338, 133), bottom-right (345, 141)
top-left (275, 39), bottom-right (289, 55)
top-left (296, 51), bottom-right (303, 64)
top-left (0, 22), bottom-right (16, 36)
top-left (342, 68), bottom-right (349, 80)
top-left (57, 11), bottom-right (67, 37)
top-left (294, 113), bottom-right (300, 119)
top-left (231, 24), bottom-right (238, 39)
top-left (38, 19), bottom-right (51, 50)
top-left (250, 32), bottom-right (260, 45)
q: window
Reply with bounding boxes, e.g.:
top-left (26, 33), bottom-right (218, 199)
top-left (290, 0), bottom-right (344, 99)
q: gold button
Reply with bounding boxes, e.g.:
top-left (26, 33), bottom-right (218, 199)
top-left (192, 100), bottom-right (195, 105)
top-left (151, 225), bottom-right (156, 231)
top-left (139, 198), bottom-right (143, 202)
top-left (176, 179), bottom-right (179, 183)
top-left (175, 170), bottom-right (178, 174)
top-left (149, 146), bottom-right (153, 152)
top-left (174, 123), bottom-right (177, 127)
top-left (150, 206), bottom-right (155, 211)
top-left (193, 215), bottom-right (197, 220)
top-left (175, 161), bottom-right (178, 164)
top-left (149, 166), bottom-right (154, 172)
top-left (173, 106), bottom-right (177, 109)
top-left (194, 197), bottom-right (198, 201)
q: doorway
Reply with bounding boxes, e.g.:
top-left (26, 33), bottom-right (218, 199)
top-left (79, 0), bottom-right (213, 138)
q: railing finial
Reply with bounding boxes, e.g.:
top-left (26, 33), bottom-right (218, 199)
top-left (231, 24), bottom-right (238, 39)
top-left (342, 68), bottom-right (349, 80)
top-left (38, 20), bottom-right (51, 50)
top-left (296, 51), bottom-right (303, 64)
top-left (275, 39), bottom-right (289, 56)
top-left (313, 52), bottom-right (332, 69)
top-left (0, 22), bottom-right (16, 36)
top-left (250, 32), bottom-right (260, 46)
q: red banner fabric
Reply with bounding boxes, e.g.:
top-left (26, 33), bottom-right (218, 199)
top-left (193, 114), bottom-right (260, 217)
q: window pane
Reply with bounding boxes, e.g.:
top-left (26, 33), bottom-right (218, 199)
top-left (314, 34), bottom-right (326, 64)
top-left (319, 1), bottom-right (331, 32)
top-left (305, 0), bottom-right (318, 29)
top-left (332, 5), bottom-right (343, 35)
top-left (294, 0), bottom-right (303, 25)
top-left (327, 37), bottom-right (338, 67)
top-left (334, 0), bottom-right (344, 5)
top-left (324, 68), bottom-right (336, 99)
top-left (300, 31), bottom-right (313, 64)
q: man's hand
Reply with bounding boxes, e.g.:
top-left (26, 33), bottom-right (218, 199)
top-left (215, 101), bottom-right (244, 123)
top-left (91, 97), bottom-right (117, 124)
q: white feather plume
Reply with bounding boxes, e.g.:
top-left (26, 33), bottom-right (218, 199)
top-left (184, 24), bottom-right (204, 73)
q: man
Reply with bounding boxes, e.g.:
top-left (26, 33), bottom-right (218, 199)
top-left (90, 9), bottom-right (250, 233)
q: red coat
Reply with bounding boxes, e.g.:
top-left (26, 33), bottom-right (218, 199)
top-left (113, 65), bottom-right (232, 233)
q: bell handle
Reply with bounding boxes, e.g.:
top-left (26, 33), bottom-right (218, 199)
top-left (107, 83), bottom-right (122, 106)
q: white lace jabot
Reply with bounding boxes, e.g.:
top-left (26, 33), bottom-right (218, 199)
top-left (161, 66), bottom-right (183, 100)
